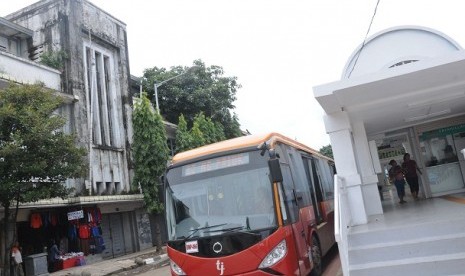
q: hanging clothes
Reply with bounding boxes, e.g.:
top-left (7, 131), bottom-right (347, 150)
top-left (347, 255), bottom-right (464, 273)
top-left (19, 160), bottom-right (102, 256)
top-left (50, 213), bottom-right (58, 226)
top-left (91, 226), bottom-right (100, 237)
top-left (68, 224), bottom-right (77, 241)
top-left (78, 224), bottom-right (91, 239)
top-left (93, 208), bottom-right (102, 223)
top-left (30, 213), bottom-right (43, 229)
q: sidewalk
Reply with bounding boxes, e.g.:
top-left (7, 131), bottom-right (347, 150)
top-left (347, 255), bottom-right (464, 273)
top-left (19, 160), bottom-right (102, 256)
top-left (50, 247), bottom-right (169, 276)
top-left (48, 245), bottom-right (341, 276)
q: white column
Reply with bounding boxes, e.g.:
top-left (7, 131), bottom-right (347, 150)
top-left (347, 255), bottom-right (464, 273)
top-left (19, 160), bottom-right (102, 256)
top-left (324, 111), bottom-right (368, 225)
top-left (352, 121), bottom-right (383, 216)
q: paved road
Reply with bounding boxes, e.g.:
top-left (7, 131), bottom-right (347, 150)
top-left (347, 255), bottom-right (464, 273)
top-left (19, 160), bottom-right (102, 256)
top-left (135, 245), bottom-right (342, 276)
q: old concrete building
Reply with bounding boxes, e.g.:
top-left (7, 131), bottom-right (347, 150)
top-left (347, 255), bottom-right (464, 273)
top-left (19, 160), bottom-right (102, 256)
top-left (6, 0), bottom-right (134, 194)
top-left (0, 0), bottom-right (154, 268)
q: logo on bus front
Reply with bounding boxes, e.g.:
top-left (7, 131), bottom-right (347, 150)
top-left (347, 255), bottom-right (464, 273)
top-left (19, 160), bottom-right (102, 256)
top-left (216, 260), bottom-right (225, 275)
top-left (212, 242), bottom-right (223, 253)
top-left (185, 240), bottom-right (199, 253)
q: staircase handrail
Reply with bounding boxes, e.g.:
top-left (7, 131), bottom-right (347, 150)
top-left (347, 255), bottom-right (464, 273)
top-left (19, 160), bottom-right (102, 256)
top-left (334, 174), bottom-right (350, 275)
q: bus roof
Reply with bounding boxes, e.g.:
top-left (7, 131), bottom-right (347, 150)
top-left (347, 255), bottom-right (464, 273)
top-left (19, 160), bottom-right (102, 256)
top-left (171, 132), bottom-right (332, 165)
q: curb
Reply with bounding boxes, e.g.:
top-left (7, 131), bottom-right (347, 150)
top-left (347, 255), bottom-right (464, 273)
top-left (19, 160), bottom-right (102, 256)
top-left (143, 253), bottom-right (168, 265)
top-left (102, 253), bottom-right (169, 276)
top-left (49, 247), bottom-right (169, 276)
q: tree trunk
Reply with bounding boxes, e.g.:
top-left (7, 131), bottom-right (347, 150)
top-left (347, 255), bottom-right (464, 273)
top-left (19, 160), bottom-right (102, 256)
top-left (155, 218), bottom-right (162, 252)
top-left (2, 205), bottom-right (11, 276)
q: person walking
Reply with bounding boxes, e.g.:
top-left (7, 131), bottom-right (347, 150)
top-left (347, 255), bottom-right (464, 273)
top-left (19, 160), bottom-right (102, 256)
top-left (389, 160), bottom-right (407, 204)
top-left (402, 153), bottom-right (422, 200)
top-left (11, 241), bottom-right (24, 276)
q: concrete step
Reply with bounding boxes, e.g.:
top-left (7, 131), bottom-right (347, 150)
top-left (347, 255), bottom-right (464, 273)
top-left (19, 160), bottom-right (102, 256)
top-left (349, 232), bottom-right (465, 265)
top-left (348, 218), bottom-right (465, 248)
top-left (349, 252), bottom-right (465, 276)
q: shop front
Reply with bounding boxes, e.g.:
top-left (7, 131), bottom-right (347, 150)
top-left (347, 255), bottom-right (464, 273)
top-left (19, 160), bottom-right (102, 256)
top-left (11, 195), bottom-right (152, 273)
top-left (416, 119), bottom-right (465, 196)
top-left (17, 206), bottom-right (106, 272)
top-left (376, 118), bottom-right (465, 199)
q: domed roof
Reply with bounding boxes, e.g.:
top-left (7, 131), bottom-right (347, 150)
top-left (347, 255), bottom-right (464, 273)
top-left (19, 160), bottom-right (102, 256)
top-left (342, 26), bottom-right (462, 79)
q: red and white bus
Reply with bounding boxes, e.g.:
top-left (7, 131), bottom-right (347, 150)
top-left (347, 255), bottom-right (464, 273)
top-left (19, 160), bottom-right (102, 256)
top-left (163, 133), bottom-right (336, 275)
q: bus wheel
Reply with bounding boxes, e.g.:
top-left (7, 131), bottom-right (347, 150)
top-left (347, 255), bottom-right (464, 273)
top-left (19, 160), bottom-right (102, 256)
top-left (310, 236), bottom-right (322, 276)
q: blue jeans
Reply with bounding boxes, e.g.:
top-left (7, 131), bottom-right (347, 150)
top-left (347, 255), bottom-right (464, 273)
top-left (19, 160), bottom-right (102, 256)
top-left (394, 179), bottom-right (405, 199)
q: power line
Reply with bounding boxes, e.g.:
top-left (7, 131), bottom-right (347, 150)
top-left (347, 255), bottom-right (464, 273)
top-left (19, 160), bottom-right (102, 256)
top-left (347, 0), bottom-right (381, 78)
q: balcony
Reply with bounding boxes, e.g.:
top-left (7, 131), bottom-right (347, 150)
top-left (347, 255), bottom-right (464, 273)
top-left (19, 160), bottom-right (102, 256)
top-left (0, 50), bottom-right (61, 91)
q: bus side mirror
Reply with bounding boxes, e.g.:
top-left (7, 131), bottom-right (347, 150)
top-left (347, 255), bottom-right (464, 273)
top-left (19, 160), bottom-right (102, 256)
top-left (268, 158), bottom-right (283, 183)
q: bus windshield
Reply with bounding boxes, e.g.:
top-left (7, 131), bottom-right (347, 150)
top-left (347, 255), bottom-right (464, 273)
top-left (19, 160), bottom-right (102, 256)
top-left (165, 150), bottom-right (277, 240)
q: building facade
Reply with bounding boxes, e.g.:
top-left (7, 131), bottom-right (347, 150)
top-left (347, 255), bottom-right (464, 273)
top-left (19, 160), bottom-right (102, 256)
top-left (1, 0), bottom-right (154, 267)
top-left (314, 25), bottom-right (465, 224)
top-left (314, 26), bottom-right (465, 274)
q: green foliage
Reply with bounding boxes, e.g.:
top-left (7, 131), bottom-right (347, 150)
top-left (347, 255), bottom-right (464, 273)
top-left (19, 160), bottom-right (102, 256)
top-left (132, 93), bottom-right (169, 214)
top-left (175, 114), bottom-right (192, 153)
top-left (193, 112), bottom-right (216, 144)
top-left (319, 144), bottom-right (333, 159)
top-left (189, 119), bottom-right (206, 150)
top-left (174, 112), bottom-right (229, 153)
top-left (142, 59), bottom-right (242, 139)
top-left (0, 83), bottom-right (86, 271)
top-left (0, 83), bottom-right (86, 207)
top-left (39, 50), bottom-right (67, 70)
top-left (213, 121), bottom-right (226, 142)
top-left (222, 112), bottom-right (242, 138)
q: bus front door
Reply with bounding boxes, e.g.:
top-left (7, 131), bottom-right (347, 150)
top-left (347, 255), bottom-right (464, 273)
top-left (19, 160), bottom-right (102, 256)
top-left (280, 164), bottom-right (312, 275)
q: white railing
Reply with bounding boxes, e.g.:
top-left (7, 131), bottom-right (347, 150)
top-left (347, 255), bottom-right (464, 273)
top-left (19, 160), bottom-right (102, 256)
top-left (334, 174), bottom-right (350, 275)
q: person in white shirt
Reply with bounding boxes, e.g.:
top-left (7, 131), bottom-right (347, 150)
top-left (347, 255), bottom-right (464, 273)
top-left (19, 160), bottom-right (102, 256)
top-left (11, 242), bottom-right (24, 276)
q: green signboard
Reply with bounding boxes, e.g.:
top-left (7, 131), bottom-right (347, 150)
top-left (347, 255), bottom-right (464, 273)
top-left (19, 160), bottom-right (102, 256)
top-left (420, 123), bottom-right (465, 141)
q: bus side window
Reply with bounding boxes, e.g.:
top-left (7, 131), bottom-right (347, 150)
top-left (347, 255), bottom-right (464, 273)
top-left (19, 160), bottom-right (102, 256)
top-left (288, 152), bottom-right (312, 207)
top-left (316, 159), bottom-right (334, 200)
top-left (280, 164), bottom-right (299, 224)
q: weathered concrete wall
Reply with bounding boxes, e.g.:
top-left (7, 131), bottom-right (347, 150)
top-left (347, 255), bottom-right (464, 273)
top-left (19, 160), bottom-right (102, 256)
top-left (0, 50), bottom-right (61, 90)
top-left (6, 0), bottom-right (133, 195)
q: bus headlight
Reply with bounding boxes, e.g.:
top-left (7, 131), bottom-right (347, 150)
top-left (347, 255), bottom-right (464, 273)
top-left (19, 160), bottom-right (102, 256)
top-left (258, 239), bottom-right (287, 268)
top-left (170, 259), bottom-right (186, 275)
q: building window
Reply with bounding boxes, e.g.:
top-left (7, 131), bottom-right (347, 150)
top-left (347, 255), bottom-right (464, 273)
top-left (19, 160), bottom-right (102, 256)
top-left (97, 182), bottom-right (104, 195)
top-left (114, 182), bottom-right (121, 193)
top-left (0, 35), bottom-right (19, 56)
top-left (84, 44), bottom-right (121, 147)
top-left (420, 126), bottom-right (465, 195)
top-left (389, 60), bottom-right (418, 68)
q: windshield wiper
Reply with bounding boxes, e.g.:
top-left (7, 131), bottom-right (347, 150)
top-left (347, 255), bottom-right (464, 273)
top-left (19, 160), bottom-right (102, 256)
top-left (203, 226), bottom-right (260, 238)
top-left (184, 223), bottom-right (227, 241)
top-left (203, 226), bottom-right (244, 234)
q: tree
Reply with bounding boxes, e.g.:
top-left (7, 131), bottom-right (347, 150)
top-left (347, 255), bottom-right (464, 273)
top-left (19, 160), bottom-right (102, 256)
top-left (142, 59), bottom-right (242, 139)
top-left (132, 92), bottom-right (169, 251)
top-left (319, 144), bottom-right (333, 159)
top-left (213, 121), bottom-right (226, 142)
top-left (174, 114), bottom-right (192, 153)
top-left (132, 93), bottom-right (169, 213)
top-left (0, 83), bottom-right (86, 275)
top-left (193, 112), bottom-right (217, 144)
top-left (189, 119), bottom-right (206, 150)
top-left (222, 112), bottom-right (242, 138)
top-left (174, 112), bottom-right (228, 153)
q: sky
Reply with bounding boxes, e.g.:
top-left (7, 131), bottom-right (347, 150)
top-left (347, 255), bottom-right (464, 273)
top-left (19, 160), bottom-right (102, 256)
top-left (3, 0), bottom-right (465, 150)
